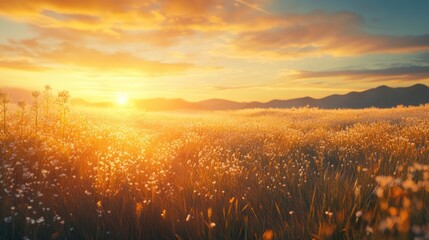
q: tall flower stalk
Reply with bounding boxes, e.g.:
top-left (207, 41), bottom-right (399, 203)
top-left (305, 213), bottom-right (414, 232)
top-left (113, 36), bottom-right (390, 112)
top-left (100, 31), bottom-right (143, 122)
top-left (0, 90), bottom-right (10, 134)
top-left (32, 91), bottom-right (41, 134)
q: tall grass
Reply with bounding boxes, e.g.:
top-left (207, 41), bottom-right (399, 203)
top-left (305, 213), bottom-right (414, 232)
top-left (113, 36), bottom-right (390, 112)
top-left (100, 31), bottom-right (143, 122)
top-left (0, 91), bottom-right (428, 239)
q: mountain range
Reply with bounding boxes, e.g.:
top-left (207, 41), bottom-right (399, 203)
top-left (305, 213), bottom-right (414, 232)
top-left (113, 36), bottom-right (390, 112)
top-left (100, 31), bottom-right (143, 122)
top-left (2, 84), bottom-right (429, 111)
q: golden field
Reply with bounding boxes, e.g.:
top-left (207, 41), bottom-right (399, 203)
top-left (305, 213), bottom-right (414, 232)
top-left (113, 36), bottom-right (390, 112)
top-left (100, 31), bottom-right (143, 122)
top-left (1, 92), bottom-right (429, 239)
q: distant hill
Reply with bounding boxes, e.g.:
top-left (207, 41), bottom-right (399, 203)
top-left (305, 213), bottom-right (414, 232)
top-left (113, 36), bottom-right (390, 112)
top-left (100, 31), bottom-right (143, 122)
top-left (132, 98), bottom-right (194, 111)
top-left (196, 99), bottom-right (247, 110)
top-left (70, 99), bottom-right (114, 108)
top-left (0, 87), bottom-right (33, 103)
top-left (129, 84), bottom-right (429, 111)
top-left (244, 84), bottom-right (429, 109)
top-left (3, 84), bottom-right (429, 110)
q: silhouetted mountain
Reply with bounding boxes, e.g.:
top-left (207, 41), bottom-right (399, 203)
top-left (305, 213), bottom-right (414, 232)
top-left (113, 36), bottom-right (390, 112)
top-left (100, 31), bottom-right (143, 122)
top-left (0, 87), bottom-right (33, 103)
top-left (68, 84), bottom-right (429, 111)
top-left (70, 98), bottom-right (114, 108)
top-left (245, 97), bottom-right (317, 109)
top-left (248, 84), bottom-right (429, 109)
top-left (196, 99), bottom-right (246, 110)
top-left (132, 98), bottom-right (195, 111)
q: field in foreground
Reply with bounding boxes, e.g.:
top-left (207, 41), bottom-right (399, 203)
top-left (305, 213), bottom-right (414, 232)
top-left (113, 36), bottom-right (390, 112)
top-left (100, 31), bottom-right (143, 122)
top-left (1, 105), bottom-right (429, 239)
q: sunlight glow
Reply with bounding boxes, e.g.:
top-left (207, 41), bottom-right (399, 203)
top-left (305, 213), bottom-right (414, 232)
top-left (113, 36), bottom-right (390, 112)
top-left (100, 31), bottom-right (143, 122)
top-left (116, 95), bottom-right (129, 106)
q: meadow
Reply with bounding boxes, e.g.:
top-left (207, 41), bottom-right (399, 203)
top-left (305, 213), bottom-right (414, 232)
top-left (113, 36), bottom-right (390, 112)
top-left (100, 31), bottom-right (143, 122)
top-left (1, 90), bottom-right (429, 239)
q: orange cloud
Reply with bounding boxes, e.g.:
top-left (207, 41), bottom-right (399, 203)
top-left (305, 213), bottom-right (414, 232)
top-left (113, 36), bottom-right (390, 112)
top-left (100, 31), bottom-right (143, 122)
top-left (0, 0), bottom-right (268, 31)
top-left (232, 11), bottom-right (429, 58)
top-left (0, 59), bottom-right (49, 71)
top-left (44, 44), bottom-right (194, 75)
top-left (1, 0), bottom-right (429, 60)
top-left (290, 66), bottom-right (429, 82)
top-left (0, 40), bottom-right (49, 71)
top-left (0, 0), bottom-right (278, 49)
top-left (32, 26), bottom-right (196, 47)
top-left (0, 40), bottom-right (195, 75)
top-left (0, 38), bottom-right (44, 58)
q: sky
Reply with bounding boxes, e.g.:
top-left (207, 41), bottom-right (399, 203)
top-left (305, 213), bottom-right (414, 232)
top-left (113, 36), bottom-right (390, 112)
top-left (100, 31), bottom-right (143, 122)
top-left (1, 0), bottom-right (429, 102)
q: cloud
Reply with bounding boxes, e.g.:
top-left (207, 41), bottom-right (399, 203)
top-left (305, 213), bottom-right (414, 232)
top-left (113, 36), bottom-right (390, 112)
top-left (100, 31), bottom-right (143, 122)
top-left (212, 85), bottom-right (259, 91)
top-left (232, 11), bottom-right (429, 58)
top-left (0, 59), bottom-right (50, 71)
top-left (1, 0), bottom-right (429, 59)
top-left (0, 39), bottom-right (50, 71)
top-left (0, 38), bottom-right (44, 59)
top-left (290, 65), bottom-right (429, 82)
top-left (32, 26), bottom-right (196, 47)
top-left (0, 0), bottom-right (282, 50)
top-left (44, 44), bottom-right (194, 75)
top-left (417, 51), bottom-right (429, 63)
top-left (235, 0), bottom-right (272, 15)
top-left (0, 0), bottom-right (268, 32)
top-left (0, 39), bottom-right (195, 75)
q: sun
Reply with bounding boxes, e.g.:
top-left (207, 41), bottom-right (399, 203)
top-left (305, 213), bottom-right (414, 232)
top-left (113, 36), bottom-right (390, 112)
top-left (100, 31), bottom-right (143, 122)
top-left (116, 95), bottom-right (129, 106)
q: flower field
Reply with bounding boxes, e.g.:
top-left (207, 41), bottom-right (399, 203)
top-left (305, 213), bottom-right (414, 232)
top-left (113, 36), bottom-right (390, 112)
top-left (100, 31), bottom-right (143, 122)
top-left (1, 96), bottom-right (429, 239)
